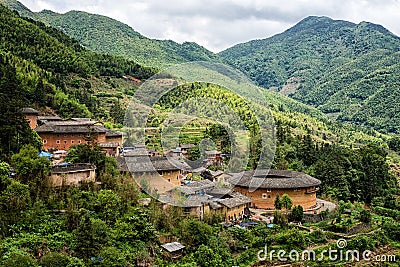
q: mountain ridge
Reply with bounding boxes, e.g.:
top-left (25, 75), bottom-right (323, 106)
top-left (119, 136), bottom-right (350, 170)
top-left (219, 16), bottom-right (400, 133)
top-left (0, 0), bottom-right (221, 68)
top-left (3, 0), bottom-right (400, 133)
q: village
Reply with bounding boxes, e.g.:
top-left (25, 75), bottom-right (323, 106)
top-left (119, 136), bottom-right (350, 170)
top-left (22, 107), bottom-right (334, 226)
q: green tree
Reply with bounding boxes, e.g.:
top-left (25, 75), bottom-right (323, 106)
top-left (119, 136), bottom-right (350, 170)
top-left (273, 210), bottom-right (288, 227)
top-left (95, 190), bottom-right (122, 224)
top-left (179, 219), bottom-right (213, 248)
top-left (281, 194), bottom-right (293, 210)
top-left (0, 179), bottom-right (31, 226)
top-left (359, 209), bottom-right (372, 223)
top-left (109, 100), bottom-right (125, 124)
top-left (66, 143), bottom-right (106, 174)
top-left (0, 161), bottom-right (10, 191)
top-left (113, 208), bottom-right (157, 244)
top-left (194, 245), bottom-right (223, 267)
top-left (11, 145), bottom-right (50, 197)
top-left (71, 214), bottom-right (109, 261)
top-left (40, 252), bottom-right (70, 267)
top-left (274, 194), bottom-right (282, 210)
top-left (0, 61), bottom-right (41, 157)
top-left (98, 247), bottom-right (126, 267)
top-left (0, 252), bottom-right (38, 267)
top-left (289, 205), bottom-right (304, 222)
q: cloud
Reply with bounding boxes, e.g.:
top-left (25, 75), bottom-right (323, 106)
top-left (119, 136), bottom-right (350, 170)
top-left (19, 0), bottom-right (400, 52)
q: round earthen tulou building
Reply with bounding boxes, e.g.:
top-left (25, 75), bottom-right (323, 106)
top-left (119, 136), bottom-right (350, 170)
top-left (229, 170), bottom-right (321, 210)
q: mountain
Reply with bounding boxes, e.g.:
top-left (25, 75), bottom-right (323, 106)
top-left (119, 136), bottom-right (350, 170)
top-left (0, 0), bottom-right (220, 68)
top-left (0, 2), bottom-right (158, 156)
top-left (0, 2), bottom-right (389, 155)
top-left (220, 16), bottom-right (400, 133)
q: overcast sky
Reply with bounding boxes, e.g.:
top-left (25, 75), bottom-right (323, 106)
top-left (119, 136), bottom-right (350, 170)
top-left (18, 0), bottom-right (400, 52)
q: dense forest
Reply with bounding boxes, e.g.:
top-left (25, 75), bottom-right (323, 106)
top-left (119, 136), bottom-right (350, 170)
top-left (4, 0), bottom-right (400, 132)
top-left (0, 0), bottom-right (221, 68)
top-left (220, 16), bottom-right (400, 133)
top-left (0, 4), bottom-right (155, 157)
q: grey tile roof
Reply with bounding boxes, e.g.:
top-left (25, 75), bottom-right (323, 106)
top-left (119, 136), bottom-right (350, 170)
top-left (217, 191), bottom-right (252, 208)
top-left (161, 242), bottom-right (185, 253)
top-left (38, 116), bottom-right (62, 121)
top-left (105, 130), bottom-right (123, 137)
top-left (22, 107), bottom-right (39, 114)
top-left (228, 169), bottom-right (321, 189)
top-left (51, 163), bottom-right (96, 173)
top-left (160, 181), bottom-right (251, 209)
top-left (98, 142), bottom-right (120, 148)
top-left (117, 156), bottom-right (190, 173)
top-left (205, 150), bottom-right (221, 155)
top-left (34, 120), bottom-right (121, 136)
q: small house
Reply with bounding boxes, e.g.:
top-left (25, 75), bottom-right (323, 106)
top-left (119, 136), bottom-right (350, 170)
top-left (49, 163), bottom-right (96, 187)
top-left (161, 242), bottom-right (185, 259)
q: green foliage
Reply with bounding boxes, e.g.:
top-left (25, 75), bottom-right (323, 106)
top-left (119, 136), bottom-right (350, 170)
top-left (109, 100), bottom-right (125, 124)
top-left (289, 205), bottom-right (304, 222)
top-left (359, 209), bottom-right (372, 223)
top-left (373, 206), bottom-right (400, 220)
top-left (0, 251), bottom-right (38, 267)
top-left (73, 210), bottom-right (108, 261)
top-left (179, 219), bottom-right (213, 248)
top-left (95, 190), bottom-right (122, 224)
top-left (11, 144), bottom-right (50, 186)
top-left (194, 244), bottom-right (223, 267)
top-left (281, 194), bottom-right (293, 210)
top-left (0, 54), bottom-right (42, 158)
top-left (54, 90), bottom-right (91, 119)
top-left (0, 179), bottom-right (31, 228)
top-left (98, 247), bottom-right (126, 267)
top-left (65, 143), bottom-right (106, 174)
top-left (23, 9), bottom-right (221, 68)
top-left (274, 194), bottom-right (282, 210)
top-left (113, 208), bottom-right (157, 244)
top-left (311, 144), bottom-right (394, 203)
top-left (273, 210), bottom-right (288, 227)
top-left (273, 228), bottom-right (307, 250)
top-left (40, 252), bottom-right (70, 267)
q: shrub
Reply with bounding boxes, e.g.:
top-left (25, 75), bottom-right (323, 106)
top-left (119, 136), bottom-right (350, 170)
top-left (1, 252), bottom-right (38, 267)
top-left (40, 252), bottom-right (70, 267)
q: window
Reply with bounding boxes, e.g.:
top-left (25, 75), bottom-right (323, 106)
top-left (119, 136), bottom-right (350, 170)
top-left (56, 140), bottom-right (60, 144)
top-left (262, 193), bottom-right (267, 199)
top-left (64, 140), bottom-right (67, 144)
top-left (43, 139), bottom-right (47, 144)
top-left (78, 140), bottom-right (81, 144)
top-left (71, 140), bottom-right (74, 144)
top-left (266, 189), bottom-right (271, 192)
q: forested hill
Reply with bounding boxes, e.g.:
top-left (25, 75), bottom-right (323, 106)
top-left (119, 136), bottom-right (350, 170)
top-left (0, 0), bottom-right (221, 68)
top-left (219, 16), bottom-right (400, 133)
top-left (0, 4), bottom-right (155, 156)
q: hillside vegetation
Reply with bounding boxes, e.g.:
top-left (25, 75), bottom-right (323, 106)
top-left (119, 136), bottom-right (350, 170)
top-left (0, 4), bottom-right (155, 157)
top-left (0, 0), bottom-right (221, 68)
top-left (4, 0), bottom-right (400, 133)
top-left (220, 16), bottom-right (400, 133)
